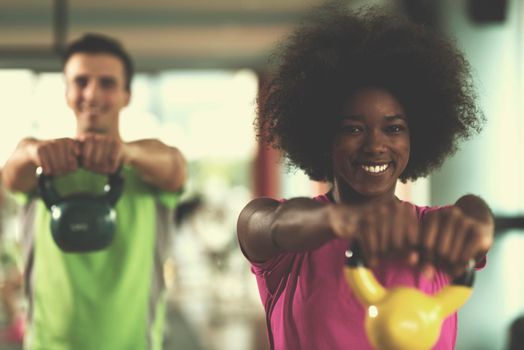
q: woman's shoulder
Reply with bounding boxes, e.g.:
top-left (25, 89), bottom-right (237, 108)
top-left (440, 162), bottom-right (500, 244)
top-left (312, 193), bottom-right (331, 203)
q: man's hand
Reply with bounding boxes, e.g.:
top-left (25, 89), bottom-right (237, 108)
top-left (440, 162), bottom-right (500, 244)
top-left (77, 133), bottom-right (123, 174)
top-left (29, 138), bottom-right (80, 176)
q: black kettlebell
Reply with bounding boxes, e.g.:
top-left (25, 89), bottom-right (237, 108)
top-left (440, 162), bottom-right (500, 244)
top-left (37, 167), bottom-right (124, 253)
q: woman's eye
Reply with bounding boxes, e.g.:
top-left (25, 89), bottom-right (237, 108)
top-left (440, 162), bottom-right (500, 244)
top-left (385, 125), bottom-right (406, 133)
top-left (341, 125), bottom-right (363, 134)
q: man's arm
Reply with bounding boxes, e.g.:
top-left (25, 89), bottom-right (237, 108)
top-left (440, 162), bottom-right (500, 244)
top-left (2, 137), bottom-right (79, 193)
top-left (122, 139), bottom-right (187, 192)
top-left (2, 138), bottom-right (39, 193)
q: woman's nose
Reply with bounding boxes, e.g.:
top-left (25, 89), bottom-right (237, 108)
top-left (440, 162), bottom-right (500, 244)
top-left (363, 130), bottom-right (387, 153)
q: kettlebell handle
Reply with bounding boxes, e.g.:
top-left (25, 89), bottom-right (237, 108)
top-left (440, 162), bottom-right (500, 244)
top-left (345, 243), bottom-right (476, 350)
top-left (36, 166), bottom-right (124, 209)
top-left (346, 243), bottom-right (475, 287)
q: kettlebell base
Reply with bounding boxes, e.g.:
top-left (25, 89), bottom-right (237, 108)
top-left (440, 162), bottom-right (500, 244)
top-left (53, 236), bottom-right (115, 253)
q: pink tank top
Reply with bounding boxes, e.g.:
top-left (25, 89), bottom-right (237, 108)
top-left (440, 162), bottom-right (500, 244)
top-left (246, 194), bottom-right (484, 350)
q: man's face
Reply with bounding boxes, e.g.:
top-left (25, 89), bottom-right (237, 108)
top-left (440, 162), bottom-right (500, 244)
top-left (64, 53), bottom-right (130, 136)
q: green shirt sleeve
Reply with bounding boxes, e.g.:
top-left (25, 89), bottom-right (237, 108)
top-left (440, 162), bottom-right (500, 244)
top-left (11, 190), bottom-right (32, 206)
top-left (155, 189), bottom-right (180, 209)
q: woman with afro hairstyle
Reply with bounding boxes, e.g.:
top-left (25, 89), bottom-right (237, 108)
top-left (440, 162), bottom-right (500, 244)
top-left (237, 4), bottom-right (494, 350)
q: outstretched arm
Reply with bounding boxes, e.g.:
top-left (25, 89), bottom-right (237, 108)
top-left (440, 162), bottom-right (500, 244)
top-left (237, 197), bottom-right (362, 263)
top-left (238, 196), bottom-right (422, 264)
top-left (121, 139), bottom-right (186, 192)
top-left (2, 137), bottom-right (79, 193)
top-left (454, 194), bottom-right (494, 262)
top-left (420, 194), bottom-right (494, 276)
top-left (78, 134), bottom-right (186, 192)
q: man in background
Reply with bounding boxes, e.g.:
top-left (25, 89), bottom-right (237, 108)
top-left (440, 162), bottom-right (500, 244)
top-left (2, 33), bottom-right (186, 350)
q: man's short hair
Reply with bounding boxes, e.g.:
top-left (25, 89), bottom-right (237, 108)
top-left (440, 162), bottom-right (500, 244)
top-left (63, 33), bottom-right (134, 91)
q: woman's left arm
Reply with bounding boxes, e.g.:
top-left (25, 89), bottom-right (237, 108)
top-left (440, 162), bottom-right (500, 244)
top-left (454, 194), bottom-right (495, 263)
top-left (420, 194), bottom-right (494, 276)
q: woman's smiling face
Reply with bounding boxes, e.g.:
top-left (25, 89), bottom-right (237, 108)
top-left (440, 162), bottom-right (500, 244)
top-left (332, 87), bottom-right (410, 203)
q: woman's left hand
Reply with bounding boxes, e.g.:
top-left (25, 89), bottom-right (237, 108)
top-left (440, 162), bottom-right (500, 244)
top-left (419, 200), bottom-right (494, 278)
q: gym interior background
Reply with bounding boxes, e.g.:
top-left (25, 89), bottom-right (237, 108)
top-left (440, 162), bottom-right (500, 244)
top-left (0, 0), bottom-right (523, 349)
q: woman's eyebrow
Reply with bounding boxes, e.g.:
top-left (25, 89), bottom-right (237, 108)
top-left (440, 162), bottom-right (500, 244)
top-left (340, 115), bottom-right (364, 121)
top-left (340, 114), bottom-right (406, 121)
top-left (384, 114), bottom-right (407, 121)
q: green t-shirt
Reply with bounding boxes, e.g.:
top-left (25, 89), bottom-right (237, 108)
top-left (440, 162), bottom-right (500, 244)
top-left (22, 167), bottom-right (178, 350)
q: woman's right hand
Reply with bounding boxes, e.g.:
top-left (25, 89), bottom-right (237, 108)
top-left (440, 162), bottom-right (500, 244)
top-left (328, 199), bottom-right (420, 267)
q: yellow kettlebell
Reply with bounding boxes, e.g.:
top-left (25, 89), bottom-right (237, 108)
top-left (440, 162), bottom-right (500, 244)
top-left (344, 244), bottom-right (474, 350)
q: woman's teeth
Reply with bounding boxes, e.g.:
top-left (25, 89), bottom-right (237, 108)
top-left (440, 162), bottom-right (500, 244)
top-left (361, 163), bottom-right (389, 173)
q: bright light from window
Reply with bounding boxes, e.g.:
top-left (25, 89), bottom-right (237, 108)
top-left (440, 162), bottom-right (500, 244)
top-left (0, 69), bottom-right (258, 165)
top-left (0, 70), bottom-right (35, 165)
top-left (156, 69), bottom-right (257, 160)
top-left (32, 73), bottom-right (75, 139)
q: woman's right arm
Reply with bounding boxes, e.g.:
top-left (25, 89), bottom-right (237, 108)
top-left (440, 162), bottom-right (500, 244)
top-left (237, 197), bottom-right (357, 263)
